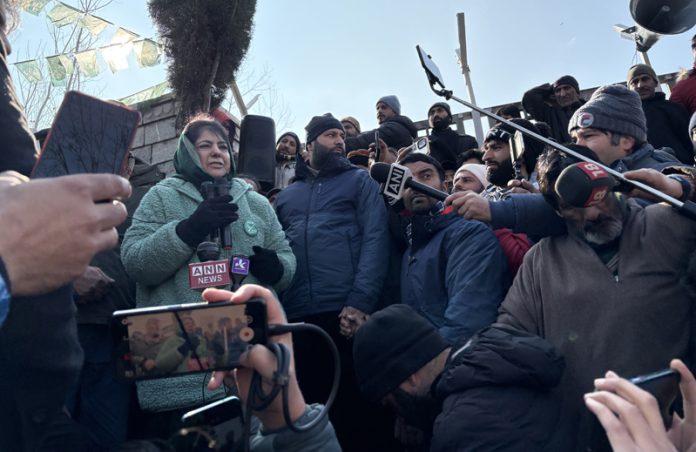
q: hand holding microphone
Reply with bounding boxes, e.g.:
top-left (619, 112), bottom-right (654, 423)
top-left (176, 195), bottom-right (239, 248)
top-left (249, 246), bottom-right (284, 285)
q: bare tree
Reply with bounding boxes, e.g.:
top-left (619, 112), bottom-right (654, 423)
top-left (12, 0), bottom-right (112, 130)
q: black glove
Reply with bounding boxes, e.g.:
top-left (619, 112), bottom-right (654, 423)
top-left (177, 335), bottom-right (200, 355)
top-left (248, 246), bottom-right (284, 286)
top-left (176, 195), bottom-right (239, 247)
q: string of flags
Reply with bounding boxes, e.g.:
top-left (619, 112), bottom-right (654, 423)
top-left (14, 0), bottom-right (164, 86)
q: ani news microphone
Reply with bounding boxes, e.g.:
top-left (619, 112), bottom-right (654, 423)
top-left (369, 162), bottom-right (449, 204)
top-left (554, 161), bottom-right (617, 208)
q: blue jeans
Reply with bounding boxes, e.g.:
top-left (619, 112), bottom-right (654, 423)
top-left (67, 324), bottom-right (132, 450)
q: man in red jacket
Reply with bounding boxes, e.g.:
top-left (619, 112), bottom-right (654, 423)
top-left (670, 34), bottom-right (696, 115)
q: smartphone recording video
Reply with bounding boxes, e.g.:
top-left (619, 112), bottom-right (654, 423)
top-left (112, 299), bottom-right (267, 380)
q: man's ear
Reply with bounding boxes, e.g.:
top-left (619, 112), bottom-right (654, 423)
top-left (399, 373), bottom-right (420, 393)
top-left (620, 135), bottom-right (636, 153)
top-left (306, 142), bottom-right (313, 153)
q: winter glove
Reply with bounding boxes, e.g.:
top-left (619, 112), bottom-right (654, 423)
top-left (248, 246), bottom-right (284, 286)
top-left (176, 195), bottom-right (239, 247)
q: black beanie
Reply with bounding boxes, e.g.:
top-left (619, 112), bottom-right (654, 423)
top-left (305, 113), bottom-right (344, 144)
top-left (428, 102), bottom-right (452, 118)
top-left (553, 75), bottom-right (580, 93)
top-left (353, 305), bottom-right (450, 403)
top-left (484, 118), bottom-right (545, 173)
top-left (277, 131), bottom-right (300, 149)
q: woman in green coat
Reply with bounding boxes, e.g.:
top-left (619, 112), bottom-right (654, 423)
top-left (121, 115), bottom-right (296, 422)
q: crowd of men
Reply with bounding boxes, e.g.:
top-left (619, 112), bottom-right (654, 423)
top-left (2, 0), bottom-right (696, 444)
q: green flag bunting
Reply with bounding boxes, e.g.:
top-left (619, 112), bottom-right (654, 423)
top-left (19, 0), bottom-right (51, 16)
top-left (119, 81), bottom-right (169, 105)
top-left (101, 42), bottom-right (131, 73)
top-left (46, 54), bottom-right (74, 87)
top-left (47, 2), bottom-right (83, 27)
top-left (74, 49), bottom-right (99, 78)
top-left (133, 39), bottom-right (161, 68)
top-left (15, 59), bottom-right (42, 82)
top-left (80, 14), bottom-right (111, 36)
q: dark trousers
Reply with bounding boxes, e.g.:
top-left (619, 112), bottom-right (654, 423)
top-left (291, 311), bottom-right (401, 452)
top-left (67, 324), bottom-right (132, 450)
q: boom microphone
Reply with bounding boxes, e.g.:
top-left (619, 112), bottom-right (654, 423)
top-left (369, 162), bottom-right (448, 203)
top-left (554, 162), bottom-right (617, 208)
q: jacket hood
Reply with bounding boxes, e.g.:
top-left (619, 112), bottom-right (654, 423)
top-left (611, 141), bottom-right (678, 172)
top-left (173, 132), bottom-right (236, 187)
top-left (388, 115), bottom-right (418, 138)
top-left (293, 151), bottom-right (353, 181)
top-left (435, 324), bottom-right (565, 397)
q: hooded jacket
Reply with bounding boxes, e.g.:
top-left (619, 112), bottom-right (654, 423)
top-left (400, 204), bottom-right (509, 342)
top-left (121, 134), bottom-right (295, 411)
top-left (275, 153), bottom-right (389, 319)
top-left (431, 325), bottom-right (564, 452)
top-left (345, 115), bottom-right (418, 151)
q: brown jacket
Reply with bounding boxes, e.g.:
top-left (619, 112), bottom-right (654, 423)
top-left (498, 199), bottom-right (696, 451)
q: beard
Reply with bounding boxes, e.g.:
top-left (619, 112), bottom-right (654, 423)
top-left (390, 387), bottom-right (441, 435)
top-left (486, 159), bottom-right (515, 188)
top-left (309, 141), bottom-right (343, 169)
top-left (570, 214), bottom-right (624, 245)
top-left (431, 116), bottom-right (449, 130)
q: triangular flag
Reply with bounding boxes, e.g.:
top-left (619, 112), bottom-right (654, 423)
top-left (100, 42), bottom-right (131, 73)
top-left (46, 54), bottom-right (74, 87)
top-left (74, 49), bottom-right (100, 78)
top-left (79, 14), bottom-right (111, 36)
top-left (46, 2), bottom-right (83, 27)
top-left (14, 59), bottom-right (43, 82)
top-left (119, 81), bottom-right (170, 105)
top-left (132, 39), bottom-right (161, 68)
top-left (110, 27), bottom-right (139, 45)
top-left (19, 0), bottom-right (51, 16)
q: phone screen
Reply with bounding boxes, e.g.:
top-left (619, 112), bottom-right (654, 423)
top-left (417, 45), bottom-right (445, 88)
top-left (112, 300), bottom-right (267, 380)
top-left (630, 368), bottom-right (680, 429)
top-left (32, 91), bottom-right (141, 178)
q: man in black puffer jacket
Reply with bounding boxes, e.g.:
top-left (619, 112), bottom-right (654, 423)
top-left (353, 304), bottom-right (565, 451)
top-left (345, 95), bottom-right (418, 151)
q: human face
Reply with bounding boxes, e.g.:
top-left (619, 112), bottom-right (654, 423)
top-left (428, 106), bottom-right (449, 129)
top-left (377, 102), bottom-right (396, 124)
top-left (559, 193), bottom-right (625, 245)
top-left (452, 170), bottom-right (484, 193)
top-left (554, 84), bottom-right (579, 107)
top-left (571, 128), bottom-right (630, 166)
top-left (443, 169), bottom-right (455, 193)
top-left (195, 129), bottom-right (231, 178)
top-left (403, 161), bottom-right (443, 214)
top-left (341, 121), bottom-right (359, 138)
top-left (629, 74), bottom-right (657, 100)
top-left (276, 135), bottom-right (297, 156)
top-left (482, 140), bottom-right (514, 188)
top-left (381, 387), bottom-right (440, 433)
top-left (308, 128), bottom-right (345, 169)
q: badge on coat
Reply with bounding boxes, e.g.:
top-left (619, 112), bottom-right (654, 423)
top-left (244, 220), bottom-right (258, 236)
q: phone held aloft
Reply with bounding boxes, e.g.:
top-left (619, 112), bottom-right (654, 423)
top-left (111, 299), bottom-right (268, 380)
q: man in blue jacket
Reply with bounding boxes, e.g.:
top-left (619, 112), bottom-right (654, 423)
top-left (275, 113), bottom-right (392, 451)
top-left (398, 153), bottom-right (509, 342)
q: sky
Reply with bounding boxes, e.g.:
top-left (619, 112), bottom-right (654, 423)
top-left (9, 0), bottom-right (695, 141)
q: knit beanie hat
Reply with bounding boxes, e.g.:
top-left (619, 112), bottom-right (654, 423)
top-left (377, 95), bottom-right (401, 115)
top-left (341, 116), bottom-right (361, 134)
top-left (568, 84), bottom-right (648, 142)
top-left (305, 113), bottom-right (344, 144)
top-left (455, 163), bottom-right (488, 188)
top-left (353, 304), bottom-right (450, 403)
top-left (276, 131), bottom-right (300, 149)
top-left (428, 101), bottom-right (452, 118)
top-left (626, 64), bottom-right (658, 84)
top-left (553, 75), bottom-right (580, 93)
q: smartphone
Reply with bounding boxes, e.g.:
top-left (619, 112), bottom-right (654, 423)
top-left (413, 136), bottom-right (430, 154)
top-left (509, 130), bottom-right (525, 180)
top-left (111, 299), bottom-right (268, 380)
top-left (176, 396), bottom-right (243, 450)
top-left (629, 368), bottom-right (680, 429)
top-left (374, 130), bottom-right (381, 162)
top-left (31, 91), bottom-right (141, 178)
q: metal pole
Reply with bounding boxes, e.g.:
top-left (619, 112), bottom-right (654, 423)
top-left (230, 81), bottom-right (248, 117)
top-left (456, 13), bottom-right (484, 143)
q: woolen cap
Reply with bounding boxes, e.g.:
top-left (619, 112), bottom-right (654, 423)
top-left (568, 84), bottom-right (647, 142)
top-left (353, 304), bottom-right (450, 403)
top-left (626, 64), bottom-right (658, 84)
top-left (341, 116), bottom-right (361, 134)
top-left (428, 101), bottom-right (452, 118)
top-left (553, 75), bottom-right (580, 93)
top-left (377, 95), bottom-right (401, 115)
top-left (305, 113), bottom-right (344, 144)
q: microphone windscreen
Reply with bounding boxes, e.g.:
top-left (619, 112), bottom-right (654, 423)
top-left (555, 162), bottom-right (616, 208)
top-left (369, 162), bottom-right (391, 183)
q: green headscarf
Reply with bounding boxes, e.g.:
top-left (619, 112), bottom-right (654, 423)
top-left (173, 125), bottom-right (236, 187)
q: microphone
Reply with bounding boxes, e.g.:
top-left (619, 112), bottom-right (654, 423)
top-left (213, 177), bottom-right (233, 250)
top-left (370, 162), bottom-right (449, 203)
top-left (554, 162), bottom-right (617, 208)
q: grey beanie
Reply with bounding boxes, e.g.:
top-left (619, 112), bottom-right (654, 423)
top-left (568, 84), bottom-right (647, 142)
top-left (377, 95), bottom-right (401, 115)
